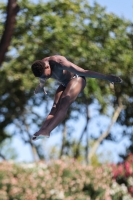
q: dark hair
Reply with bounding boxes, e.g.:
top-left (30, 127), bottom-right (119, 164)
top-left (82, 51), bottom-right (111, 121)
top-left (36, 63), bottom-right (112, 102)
top-left (31, 60), bottom-right (45, 77)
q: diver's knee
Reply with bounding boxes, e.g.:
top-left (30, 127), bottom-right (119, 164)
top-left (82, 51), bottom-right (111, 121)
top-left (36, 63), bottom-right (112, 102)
top-left (59, 96), bottom-right (71, 110)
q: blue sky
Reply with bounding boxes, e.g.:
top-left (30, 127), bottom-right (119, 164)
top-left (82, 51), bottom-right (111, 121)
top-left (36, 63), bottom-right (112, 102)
top-left (92, 0), bottom-right (133, 21)
top-left (6, 0), bottom-right (133, 163)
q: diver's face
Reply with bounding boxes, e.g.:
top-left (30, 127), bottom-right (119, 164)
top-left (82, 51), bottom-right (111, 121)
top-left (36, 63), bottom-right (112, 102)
top-left (40, 62), bottom-right (51, 79)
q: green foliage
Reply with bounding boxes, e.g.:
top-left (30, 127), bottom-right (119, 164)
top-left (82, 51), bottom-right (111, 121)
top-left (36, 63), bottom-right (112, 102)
top-left (0, 0), bottom-right (133, 159)
top-left (0, 138), bottom-right (18, 160)
top-left (0, 159), bottom-right (132, 199)
top-left (112, 154), bottom-right (133, 198)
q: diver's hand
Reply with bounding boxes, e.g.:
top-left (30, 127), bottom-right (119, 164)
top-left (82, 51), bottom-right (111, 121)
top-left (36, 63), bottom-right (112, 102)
top-left (34, 82), bottom-right (47, 94)
top-left (107, 74), bottom-right (123, 84)
top-left (34, 83), bottom-right (43, 94)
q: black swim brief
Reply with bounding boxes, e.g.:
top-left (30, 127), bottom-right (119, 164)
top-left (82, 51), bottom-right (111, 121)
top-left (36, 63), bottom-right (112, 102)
top-left (62, 74), bottom-right (86, 87)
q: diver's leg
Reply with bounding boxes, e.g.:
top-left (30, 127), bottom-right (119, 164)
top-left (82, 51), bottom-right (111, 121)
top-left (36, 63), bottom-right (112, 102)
top-left (33, 77), bottom-right (86, 139)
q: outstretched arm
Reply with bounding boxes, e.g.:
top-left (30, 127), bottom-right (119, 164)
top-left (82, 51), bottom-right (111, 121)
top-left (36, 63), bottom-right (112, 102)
top-left (52, 55), bottom-right (122, 83)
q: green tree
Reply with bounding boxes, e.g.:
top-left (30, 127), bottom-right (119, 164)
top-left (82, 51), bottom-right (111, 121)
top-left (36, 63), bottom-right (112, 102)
top-left (0, 0), bottom-right (19, 65)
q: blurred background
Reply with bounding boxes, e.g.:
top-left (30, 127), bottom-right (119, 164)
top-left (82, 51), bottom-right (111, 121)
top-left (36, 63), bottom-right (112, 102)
top-left (0, 0), bottom-right (133, 199)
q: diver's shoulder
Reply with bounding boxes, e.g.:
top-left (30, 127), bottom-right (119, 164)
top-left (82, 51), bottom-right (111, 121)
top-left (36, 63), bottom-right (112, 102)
top-left (49, 55), bottom-right (67, 62)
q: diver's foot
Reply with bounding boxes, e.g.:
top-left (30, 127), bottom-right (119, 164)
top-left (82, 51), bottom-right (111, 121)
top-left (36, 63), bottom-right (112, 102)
top-left (32, 129), bottom-right (50, 140)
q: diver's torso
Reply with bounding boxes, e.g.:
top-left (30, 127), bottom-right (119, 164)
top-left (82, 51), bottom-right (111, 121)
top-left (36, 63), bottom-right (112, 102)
top-left (49, 60), bottom-right (75, 86)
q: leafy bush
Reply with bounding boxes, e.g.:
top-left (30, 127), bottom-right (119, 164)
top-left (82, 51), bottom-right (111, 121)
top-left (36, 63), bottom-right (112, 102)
top-left (112, 154), bottom-right (133, 198)
top-left (0, 159), bottom-right (132, 200)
